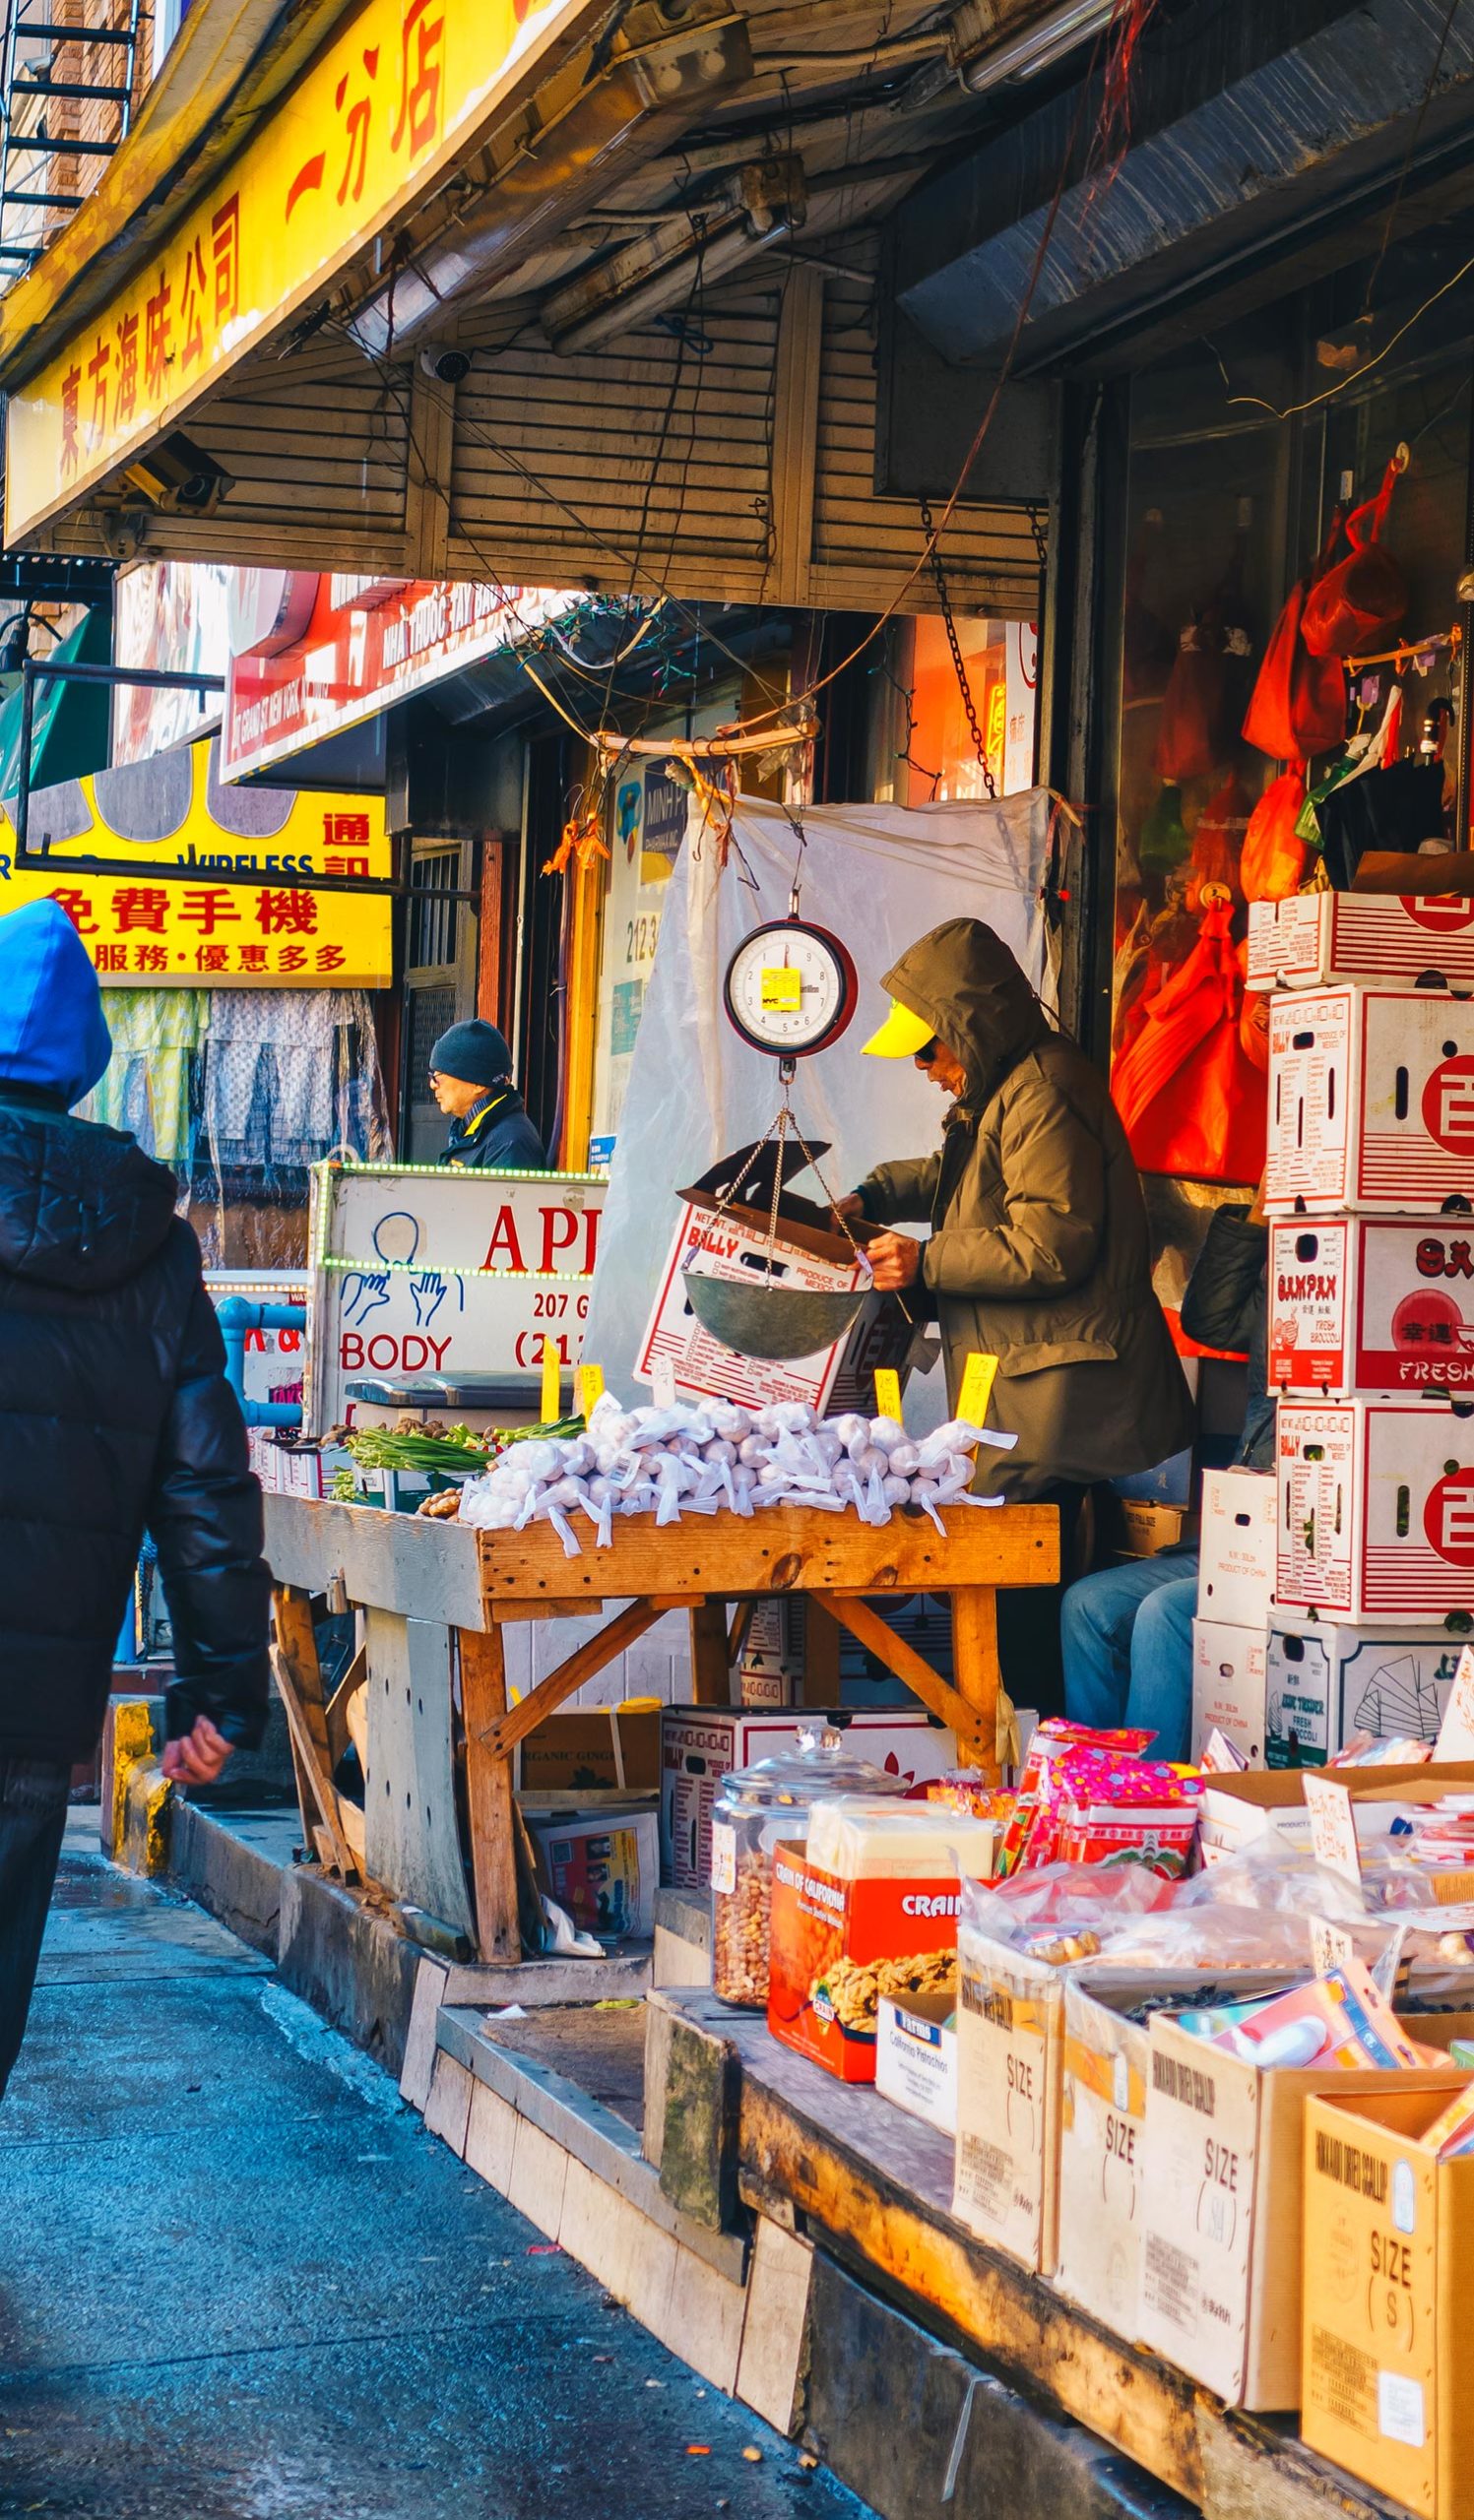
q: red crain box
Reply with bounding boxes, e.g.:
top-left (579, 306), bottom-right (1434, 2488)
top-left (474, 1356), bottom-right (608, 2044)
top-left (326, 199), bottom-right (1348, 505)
top-left (1265, 986), bottom-right (1474, 1215)
top-left (766, 1843), bottom-right (962, 2084)
top-left (1276, 1398), bottom-right (1474, 1621)
top-left (1248, 893), bottom-right (1474, 992)
top-left (1268, 1218), bottom-right (1474, 1396)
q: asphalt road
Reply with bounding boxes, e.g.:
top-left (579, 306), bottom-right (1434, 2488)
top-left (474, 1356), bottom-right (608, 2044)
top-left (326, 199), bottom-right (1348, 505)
top-left (0, 1814), bottom-right (869, 2520)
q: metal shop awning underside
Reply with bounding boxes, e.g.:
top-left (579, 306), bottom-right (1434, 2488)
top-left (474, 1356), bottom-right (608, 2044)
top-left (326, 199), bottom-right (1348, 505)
top-left (0, 0), bottom-right (1088, 623)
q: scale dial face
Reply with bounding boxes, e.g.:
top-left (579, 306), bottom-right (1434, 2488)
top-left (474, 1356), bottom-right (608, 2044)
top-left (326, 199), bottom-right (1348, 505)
top-left (723, 918), bottom-right (860, 1058)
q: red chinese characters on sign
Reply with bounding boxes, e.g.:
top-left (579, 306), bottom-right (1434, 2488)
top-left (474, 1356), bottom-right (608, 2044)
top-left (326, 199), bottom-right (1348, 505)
top-left (180, 886), bottom-right (241, 934)
top-left (86, 336), bottom-right (109, 450)
top-left (257, 889), bottom-right (318, 936)
top-left (145, 270), bottom-right (172, 398)
top-left (391, 0), bottom-right (443, 156)
top-left (335, 46), bottom-right (379, 206)
top-left (1426, 1470), bottom-right (1474, 1569)
top-left (211, 196), bottom-right (241, 327)
top-left (180, 235), bottom-right (209, 370)
top-left (59, 366), bottom-right (82, 477)
top-left (114, 311), bottom-right (140, 428)
top-left (113, 886), bottom-right (169, 933)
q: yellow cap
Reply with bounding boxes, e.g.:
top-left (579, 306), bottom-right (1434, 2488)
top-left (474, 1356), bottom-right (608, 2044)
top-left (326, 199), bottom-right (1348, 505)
top-left (863, 999), bottom-right (935, 1058)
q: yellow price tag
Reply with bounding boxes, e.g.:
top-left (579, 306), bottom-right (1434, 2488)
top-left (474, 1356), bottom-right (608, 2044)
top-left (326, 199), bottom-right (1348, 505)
top-left (576, 1361), bottom-right (605, 1417)
top-left (873, 1368), bottom-right (903, 1420)
top-left (541, 1339), bottom-right (562, 1424)
top-left (957, 1352), bottom-right (999, 1427)
top-left (760, 966), bottom-right (802, 1012)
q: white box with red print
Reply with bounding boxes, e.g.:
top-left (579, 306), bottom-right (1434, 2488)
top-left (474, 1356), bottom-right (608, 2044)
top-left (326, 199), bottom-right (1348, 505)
top-left (1267, 1216), bottom-right (1474, 1397)
top-left (1275, 1397), bottom-right (1474, 1623)
top-left (1248, 892), bottom-right (1474, 993)
top-left (1264, 985), bottom-right (1474, 1216)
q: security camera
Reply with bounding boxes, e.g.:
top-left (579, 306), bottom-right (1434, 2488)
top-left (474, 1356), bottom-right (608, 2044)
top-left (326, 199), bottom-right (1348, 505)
top-left (418, 344), bottom-right (471, 385)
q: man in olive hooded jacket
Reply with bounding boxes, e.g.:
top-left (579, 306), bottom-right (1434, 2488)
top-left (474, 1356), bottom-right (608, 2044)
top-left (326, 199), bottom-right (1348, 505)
top-left (843, 917), bottom-right (1192, 1505)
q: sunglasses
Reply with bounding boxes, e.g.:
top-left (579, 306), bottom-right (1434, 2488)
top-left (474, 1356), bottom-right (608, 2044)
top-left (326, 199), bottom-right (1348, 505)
top-left (915, 1038), bottom-right (942, 1066)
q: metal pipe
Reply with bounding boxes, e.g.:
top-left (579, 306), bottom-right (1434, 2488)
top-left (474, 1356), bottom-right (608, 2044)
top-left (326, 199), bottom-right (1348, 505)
top-left (217, 1297), bottom-right (307, 1431)
top-left (959, 0), bottom-right (1113, 93)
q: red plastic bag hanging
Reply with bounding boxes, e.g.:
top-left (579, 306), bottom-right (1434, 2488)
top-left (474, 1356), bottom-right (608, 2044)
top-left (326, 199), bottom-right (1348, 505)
top-left (1240, 770), bottom-right (1308, 902)
top-left (1153, 538), bottom-right (1252, 783)
top-left (1186, 773), bottom-right (1251, 912)
top-left (1112, 894), bottom-right (1267, 1184)
top-left (1301, 455), bottom-right (1408, 659)
top-left (1242, 507), bottom-right (1348, 760)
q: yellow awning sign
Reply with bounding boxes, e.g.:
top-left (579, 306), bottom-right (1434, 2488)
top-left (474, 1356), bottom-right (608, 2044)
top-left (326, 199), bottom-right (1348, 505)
top-left (5, 0), bottom-right (591, 541)
top-left (0, 740), bottom-right (392, 985)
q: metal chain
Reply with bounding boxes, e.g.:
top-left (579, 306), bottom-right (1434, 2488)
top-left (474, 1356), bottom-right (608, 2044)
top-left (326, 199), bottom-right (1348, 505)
top-left (920, 494), bottom-right (996, 800)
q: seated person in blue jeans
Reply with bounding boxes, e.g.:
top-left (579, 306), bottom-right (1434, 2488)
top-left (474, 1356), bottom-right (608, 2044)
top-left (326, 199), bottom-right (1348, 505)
top-left (1060, 1193), bottom-right (1272, 1762)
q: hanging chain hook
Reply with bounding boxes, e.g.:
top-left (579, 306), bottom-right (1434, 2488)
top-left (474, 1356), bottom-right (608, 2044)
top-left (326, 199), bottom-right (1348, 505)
top-left (920, 494), bottom-right (996, 801)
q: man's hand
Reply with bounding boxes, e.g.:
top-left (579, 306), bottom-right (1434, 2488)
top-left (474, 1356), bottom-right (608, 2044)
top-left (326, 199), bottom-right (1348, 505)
top-left (161, 1715), bottom-right (234, 1787)
top-left (867, 1230), bottom-right (923, 1292)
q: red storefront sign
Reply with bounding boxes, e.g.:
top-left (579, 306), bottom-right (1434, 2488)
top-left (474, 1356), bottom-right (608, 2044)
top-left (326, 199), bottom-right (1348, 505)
top-left (222, 570), bottom-right (578, 780)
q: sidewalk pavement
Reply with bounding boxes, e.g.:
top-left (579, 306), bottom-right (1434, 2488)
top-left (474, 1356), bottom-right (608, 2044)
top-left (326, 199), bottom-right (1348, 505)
top-left (0, 1811), bottom-right (867, 2520)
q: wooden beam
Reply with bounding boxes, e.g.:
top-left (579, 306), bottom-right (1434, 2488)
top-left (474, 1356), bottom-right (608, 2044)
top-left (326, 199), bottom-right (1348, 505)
top-left (477, 1598), bottom-right (672, 1758)
top-left (821, 1595), bottom-right (989, 1757)
top-left (270, 1616), bottom-right (361, 1883)
top-left (405, 359), bottom-right (455, 577)
top-left (689, 1598), bottom-right (733, 1705)
top-left (737, 2079), bottom-right (1204, 2502)
top-left (477, 1505), bottom-right (1059, 1611)
top-left (801, 1598), bottom-right (841, 1706)
top-left (458, 1628), bottom-right (520, 1963)
top-left (768, 264), bottom-right (823, 607)
top-left (952, 1585), bottom-right (1005, 1781)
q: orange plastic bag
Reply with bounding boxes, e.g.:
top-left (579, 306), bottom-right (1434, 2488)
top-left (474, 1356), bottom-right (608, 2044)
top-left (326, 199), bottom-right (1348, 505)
top-left (1112, 897), bottom-right (1267, 1184)
top-left (1301, 457), bottom-right (1407, 659)
top-left (1240, 770), bottom-right (1308, 902)
top-left (1242, 506), bottom-right (1347, 761)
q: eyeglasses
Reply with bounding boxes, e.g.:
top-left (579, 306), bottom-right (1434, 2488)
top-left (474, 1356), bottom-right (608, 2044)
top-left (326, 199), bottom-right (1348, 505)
top-left (915, 1039), bottom-right (942, 1066)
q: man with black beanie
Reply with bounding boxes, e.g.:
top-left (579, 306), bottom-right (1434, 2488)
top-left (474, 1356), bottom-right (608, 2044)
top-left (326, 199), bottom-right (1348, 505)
top-left (429, 1019), bottom-right (546, 1170)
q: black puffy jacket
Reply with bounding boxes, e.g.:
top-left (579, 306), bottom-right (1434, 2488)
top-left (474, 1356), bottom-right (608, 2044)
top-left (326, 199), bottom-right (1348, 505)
top-left (0, 1084), bottom-right (271, 1764)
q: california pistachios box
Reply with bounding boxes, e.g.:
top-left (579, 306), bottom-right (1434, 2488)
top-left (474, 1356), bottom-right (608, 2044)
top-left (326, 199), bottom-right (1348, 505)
top-left (766, 1841), bottom-right (961, 2084)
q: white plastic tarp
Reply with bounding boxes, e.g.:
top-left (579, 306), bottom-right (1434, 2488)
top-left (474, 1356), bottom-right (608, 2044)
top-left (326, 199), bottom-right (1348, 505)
top-left (584, 788), bottom-right (1057, 1407)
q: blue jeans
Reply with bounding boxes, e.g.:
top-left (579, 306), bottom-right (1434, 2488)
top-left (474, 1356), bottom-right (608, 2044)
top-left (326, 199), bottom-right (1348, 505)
top-left (1060, 1549), bottom-right (1198, 1764)
top-left (0, 1756), bottom-right (70, 2101)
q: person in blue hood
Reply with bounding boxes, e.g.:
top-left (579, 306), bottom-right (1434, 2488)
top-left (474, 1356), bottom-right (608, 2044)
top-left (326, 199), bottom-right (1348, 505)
top-left (0, 902), bottom-right (270, 2102)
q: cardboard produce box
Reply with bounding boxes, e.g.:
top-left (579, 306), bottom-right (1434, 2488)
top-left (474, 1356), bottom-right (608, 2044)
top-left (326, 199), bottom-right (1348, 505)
top-left (1265, 984), bottom-right (1474, 1217)
top-left (1276, 1398), bottom-right (1474, 1622)
top-left (660, 1705), bottom-right (954, 1889)
top-left (1197, 1757), bottom-right (1474, 1864)
top-left (1268, 1217), bottom-right (1474, 1399)
top-left (875, 1988), bottom-right (957, 2135)
top-left (1266, 1621), bottom-right (1463, 1769)
top-left (1116, 1499), bottom-right (1198, 1560)
top-left (1303, 2084), bottom-right (1474, 2519)
top-left (513, 1706), bottom-right (660, 1796)
top-left (635, 1141), bottom-right (915, 1415)
top-left (766, 1842), bottom-right (962, 2084)
top-left (953, 1936), bottom-right (1069, 2271)
top-left (1198, 1468), bottom-right (1278, 1625)
top-left (1191, 1620), bottom-right (1268, 1767)
top-left (1136, 2011), bottom-right (1474, 2409)
top-left (1055, 1982), bottom-right (1151, 2337)
top-left (1248, 892), bottom-right (1474, 994)
top-left (526, 1803), bottom-right (659, 1940)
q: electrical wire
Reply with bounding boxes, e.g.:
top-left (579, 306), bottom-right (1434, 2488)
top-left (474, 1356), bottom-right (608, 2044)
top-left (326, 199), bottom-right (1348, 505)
top-left (1219, 243), bottom-right (1474, 423)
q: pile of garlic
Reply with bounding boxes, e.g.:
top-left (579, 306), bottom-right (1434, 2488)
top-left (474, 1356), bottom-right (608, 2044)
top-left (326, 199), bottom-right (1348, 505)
top-left (457, 1391), bottom-right (1016, 1554)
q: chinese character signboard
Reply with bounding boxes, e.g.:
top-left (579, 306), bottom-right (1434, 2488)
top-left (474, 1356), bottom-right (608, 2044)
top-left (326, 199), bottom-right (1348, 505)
top-left (5, 0), bottom-right (594, 540)
top-left (0, 739), bottom-right (392, 983)
top-left (223, 571), bottom-right (578, 780)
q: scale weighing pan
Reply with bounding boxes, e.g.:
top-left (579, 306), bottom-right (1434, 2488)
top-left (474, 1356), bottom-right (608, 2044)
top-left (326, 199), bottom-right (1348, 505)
top-left (680, 1271), bottom-right (865, 1362)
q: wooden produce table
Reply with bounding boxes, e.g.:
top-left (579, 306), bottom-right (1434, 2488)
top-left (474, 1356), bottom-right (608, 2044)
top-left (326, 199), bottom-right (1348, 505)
top-left (261, 1491), bottom-right (1058, 1965)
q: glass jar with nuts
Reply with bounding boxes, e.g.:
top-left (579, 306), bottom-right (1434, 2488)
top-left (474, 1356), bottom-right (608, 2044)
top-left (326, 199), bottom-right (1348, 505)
top-left (710, 1728), bottom-right (908, 2009)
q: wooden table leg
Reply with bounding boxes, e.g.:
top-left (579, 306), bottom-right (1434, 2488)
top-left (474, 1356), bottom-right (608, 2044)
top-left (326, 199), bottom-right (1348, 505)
top-left (802, 1598), bottom-right (842, 1707)
top-left (689, 1597), bottom-right (733, 1704)
top-left (951, 1585), bottom-right (1007, 1782)
top-left (274, 1585), bottom-right (345, 1869)
top-left (459, 1627), bottom-right (520, 1963)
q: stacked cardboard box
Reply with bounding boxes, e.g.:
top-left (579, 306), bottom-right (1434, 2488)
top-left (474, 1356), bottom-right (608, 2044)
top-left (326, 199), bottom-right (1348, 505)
top-left (1240, 896), bottom-right (1474, 1766)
